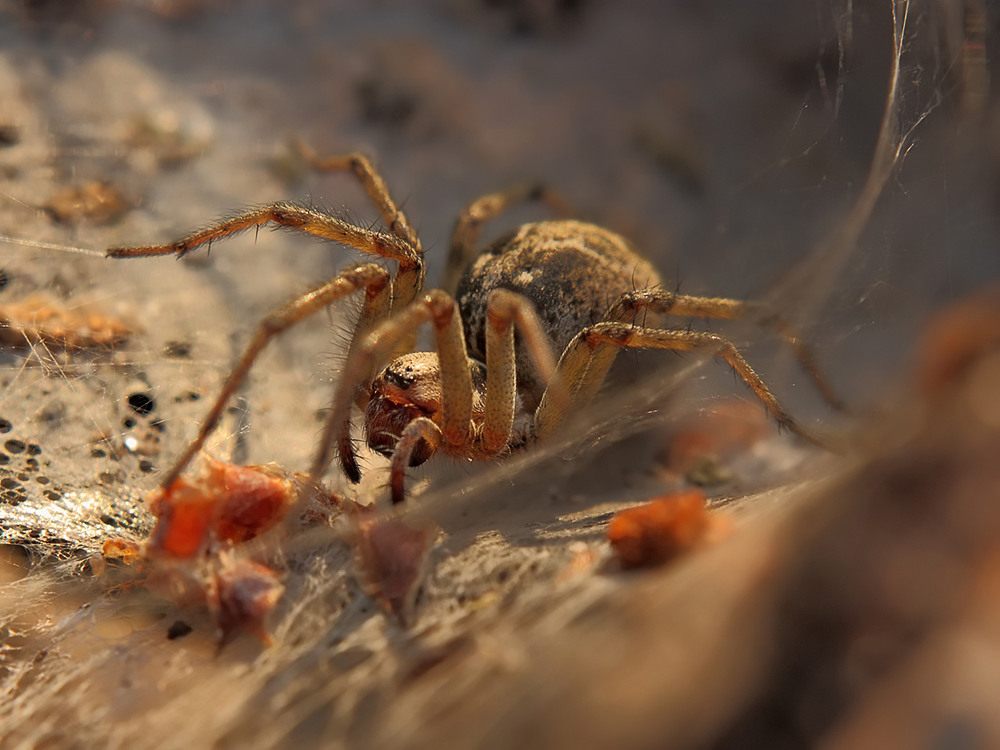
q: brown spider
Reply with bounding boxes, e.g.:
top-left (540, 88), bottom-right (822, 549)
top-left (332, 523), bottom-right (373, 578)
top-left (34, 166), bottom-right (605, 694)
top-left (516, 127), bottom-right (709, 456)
top-left (109, 145), bottom-right (841, 505)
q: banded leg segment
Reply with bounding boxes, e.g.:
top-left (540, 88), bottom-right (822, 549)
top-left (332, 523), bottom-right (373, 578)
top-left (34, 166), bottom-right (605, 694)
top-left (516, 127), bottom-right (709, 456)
top-left (158, 264), bottom-right (391, 490)
top-left (444, 184), bottom-right (573, 292)
top-left (608, 289), bottom-right (844, 412)
top-left (534, 322), bottom-right (826, 448)
top-left (480, 289), bottom-right (567, 455)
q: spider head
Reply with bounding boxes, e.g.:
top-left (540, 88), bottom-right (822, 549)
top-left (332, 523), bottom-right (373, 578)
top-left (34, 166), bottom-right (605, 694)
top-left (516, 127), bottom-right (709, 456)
top-left (364, 352), bottom-right (444, 466)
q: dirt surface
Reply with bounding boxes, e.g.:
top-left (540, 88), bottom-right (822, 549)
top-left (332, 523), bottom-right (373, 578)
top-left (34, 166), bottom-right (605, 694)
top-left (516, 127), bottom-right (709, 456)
top-left (1, 1), bottom-right (1000, 748)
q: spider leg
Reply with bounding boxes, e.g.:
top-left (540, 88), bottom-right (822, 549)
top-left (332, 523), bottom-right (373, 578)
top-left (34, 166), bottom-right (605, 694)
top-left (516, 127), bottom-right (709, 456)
top-left (608, 289), bottom-right (845, 412)
top-left (480, 289), bottom-right (568, 455)
top-left (291, 141), bottom-right (425, 315)
top-left (389, 417), bottom-right (442, 505)
top-left (443, 184), bottom-right (573, 293)
top-left (344, 266), bottom-right (393, 407)
top-left (108, 202), bottom-right (423, 309)
top-left (157, 264), bottom-right (390, 490)
top-left (534, 322), bottom-right (829, 449)
top-left (315, 290), bottom-right (472, 487)
top-left (291, 140), bottom-right (419, 247)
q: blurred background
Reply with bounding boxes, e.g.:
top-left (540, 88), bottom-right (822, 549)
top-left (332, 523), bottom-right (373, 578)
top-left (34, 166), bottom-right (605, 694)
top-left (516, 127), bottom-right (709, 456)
top-left (5, 0), bottom-right (994, 430)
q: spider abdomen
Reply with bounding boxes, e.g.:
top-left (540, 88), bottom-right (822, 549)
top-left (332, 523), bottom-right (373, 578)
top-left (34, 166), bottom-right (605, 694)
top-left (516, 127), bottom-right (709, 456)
top-left (456, 219), bottom-right (660, 402)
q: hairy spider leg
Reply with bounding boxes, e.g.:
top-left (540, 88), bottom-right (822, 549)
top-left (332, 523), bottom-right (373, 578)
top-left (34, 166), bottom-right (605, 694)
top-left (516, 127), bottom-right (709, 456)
top-left (292, 142), bottom-right (419, 248)
top-left (534, 322), bottom-right (829, 449)
top-left (108, 150), bottom-right (432, 489)
top-left (107, 202), bottom-right (422, 343)
top-left (291, 144), bottom-right (426, 350)
top-left (605, 289), bottom-right (845, 411)
top-left (479, 288), bottom-right (567, 454)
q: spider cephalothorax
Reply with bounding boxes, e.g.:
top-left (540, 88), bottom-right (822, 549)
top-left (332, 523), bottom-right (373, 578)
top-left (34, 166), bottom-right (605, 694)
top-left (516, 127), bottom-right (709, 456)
top-left (364, 353), bottom-right (480, 463)
top-left (364, 353), bottom-right (447, 464)
top-left (110, 145), bottom-right (840, 505)
top-left (363, 350), bottom-right (535, 470)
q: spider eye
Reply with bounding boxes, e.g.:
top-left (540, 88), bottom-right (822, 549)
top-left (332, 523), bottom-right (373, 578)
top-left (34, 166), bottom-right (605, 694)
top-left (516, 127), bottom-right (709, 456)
top-left (383, 369), bottom-right (414, 390)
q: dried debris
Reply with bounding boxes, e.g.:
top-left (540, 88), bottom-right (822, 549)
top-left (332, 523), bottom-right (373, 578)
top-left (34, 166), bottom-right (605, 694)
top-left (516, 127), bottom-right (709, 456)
top-left (607, 489), bottom-right (732, 569)
top-left (143, 454), bottom-right (300, 560)
top-left (124, 111), bottom-right (210, 167)
top-left (93, 455), bottom-right (304, 644)
top-left (43, 181), bottom-right (132, 225)
top-left (916, 282), bottom-right (1000, 399)
top-left (206, 554), bottom-right (285, 647)
top-left (345, 286), bottom-right (1000, 750)
top-left (658, 398), bottom-right (770, 486)
top-left (94, 452), bottom-right (435, 643)
top-left (0, 293), bottom-right (133, 349)
top-left (347, 502), bottom-right (436, 628)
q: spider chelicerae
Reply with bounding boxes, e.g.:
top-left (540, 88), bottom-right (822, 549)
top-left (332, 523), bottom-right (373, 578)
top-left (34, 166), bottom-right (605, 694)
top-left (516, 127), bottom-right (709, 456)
top-left (109, 145), bottom-right (841, 504)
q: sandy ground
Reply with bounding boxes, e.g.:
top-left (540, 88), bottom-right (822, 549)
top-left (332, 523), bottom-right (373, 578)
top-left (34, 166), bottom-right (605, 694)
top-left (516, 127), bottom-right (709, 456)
top-left (1, 1), bottom-right (1000, 748)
